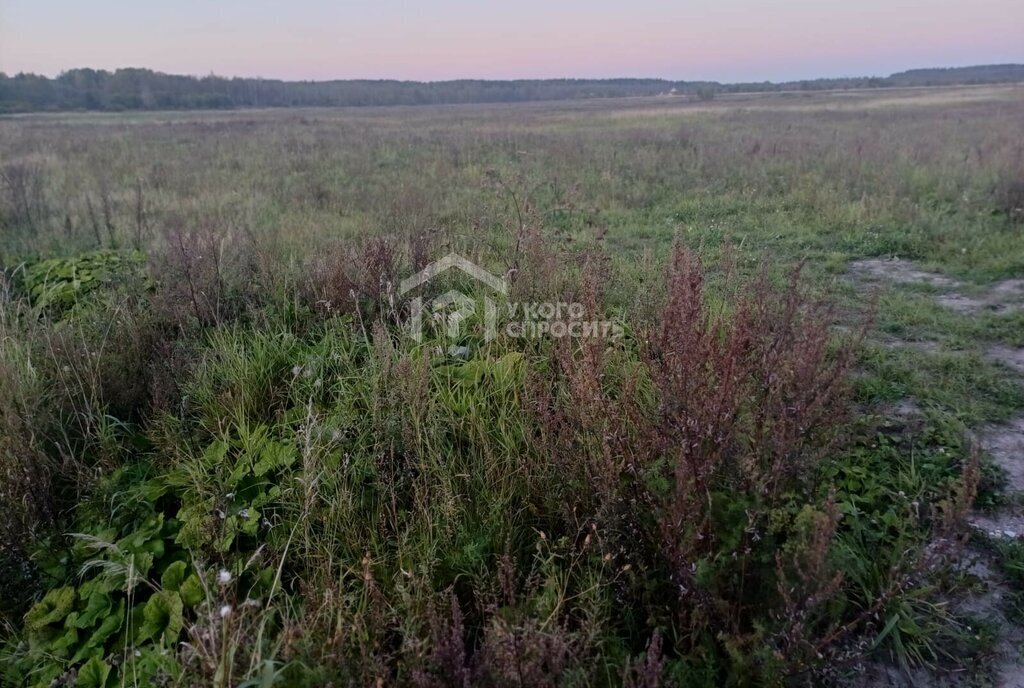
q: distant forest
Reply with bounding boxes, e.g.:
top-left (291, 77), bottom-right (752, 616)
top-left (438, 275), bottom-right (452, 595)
top-left (1, 64), bottom-right (1022, 113)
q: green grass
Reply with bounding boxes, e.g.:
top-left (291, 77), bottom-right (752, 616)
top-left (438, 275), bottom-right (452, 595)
top-left (1, 85), bottom-right (1023, 686)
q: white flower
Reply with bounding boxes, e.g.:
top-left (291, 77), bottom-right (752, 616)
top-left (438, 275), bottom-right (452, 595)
top-left (217, 569), bottom-right (232, 585)
top-left (219, 605), bottom-right (232, 618)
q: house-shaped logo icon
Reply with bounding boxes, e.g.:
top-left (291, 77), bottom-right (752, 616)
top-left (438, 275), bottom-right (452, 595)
top-left (399, 253), bottom-right (508, 342)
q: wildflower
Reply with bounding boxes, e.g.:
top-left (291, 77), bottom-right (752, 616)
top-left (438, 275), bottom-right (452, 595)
top-left (217, 569), bottom-right (232, 585)
top-left (219, 605), bottom-right (232, 618)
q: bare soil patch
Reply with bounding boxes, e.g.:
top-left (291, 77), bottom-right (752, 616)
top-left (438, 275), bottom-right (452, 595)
top-left (848, 258), bottom-right (961, 288)
top-left (879, 336), bottom-right (942, 353)
top-left (980, 418), bottom-right (1024, 493)
top-left (935, 278), bottom-right (1024, 315)
top-left (988, 346), bottom-right (1024, 376)
top-left (968, 511), bottom-right (1024, 539)
top-left (847, 259), bottom-right (1024, 315)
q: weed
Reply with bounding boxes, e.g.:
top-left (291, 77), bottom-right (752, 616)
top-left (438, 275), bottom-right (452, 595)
top-left (2, 88), bottom-right (1021, 686)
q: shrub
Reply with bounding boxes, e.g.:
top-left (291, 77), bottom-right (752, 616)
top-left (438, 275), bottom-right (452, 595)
top-left (993, 159), bottom-right (1024, 223)
top-left (0, 293), bottom-right (54, 621)
top-left (151, 226), bottom-right (260, 329)
top-left (0, 159), bottom-right (49, 237)
top-left (300, 236), bottom-right (399, 320)
top-left (533, 244), bottom-right (866, 678)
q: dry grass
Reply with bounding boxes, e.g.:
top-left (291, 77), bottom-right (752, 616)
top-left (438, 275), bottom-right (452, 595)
top-left (0, 85), bottom-right (1020, 686)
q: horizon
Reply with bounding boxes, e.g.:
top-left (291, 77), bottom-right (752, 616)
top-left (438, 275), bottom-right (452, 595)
top-left (1, 0), bottom-right (1022, 84)
top-left (3, 59), bottom-right (1023, 86)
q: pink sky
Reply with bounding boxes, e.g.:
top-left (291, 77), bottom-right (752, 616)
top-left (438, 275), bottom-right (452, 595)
top-left (1, 0), bottom-right (1021, 81)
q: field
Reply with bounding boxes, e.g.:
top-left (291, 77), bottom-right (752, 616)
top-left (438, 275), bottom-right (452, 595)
top-left (1, 84), bottom-right (1023, 686)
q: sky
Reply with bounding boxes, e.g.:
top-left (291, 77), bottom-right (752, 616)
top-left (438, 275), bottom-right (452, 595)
top-left (1, 0), bottom-right (1021, 83)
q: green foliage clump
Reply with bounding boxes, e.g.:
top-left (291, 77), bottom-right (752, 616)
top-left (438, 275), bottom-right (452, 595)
top-left (21, 250), bottom-right (148, 313)
top-left (8, 502), bottom-right (193, 687)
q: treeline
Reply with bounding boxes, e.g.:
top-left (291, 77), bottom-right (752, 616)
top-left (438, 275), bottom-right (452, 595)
top-left (888, 64), bottom-right (1024, 86)
top-left (0, 69), bottom-right (701, 112)
top-left (1, 64), bottom-right (1022, 113)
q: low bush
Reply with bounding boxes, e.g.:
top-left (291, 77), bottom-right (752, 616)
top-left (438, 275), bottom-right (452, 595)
top-left (993, 161), bottom-right (1024, 223)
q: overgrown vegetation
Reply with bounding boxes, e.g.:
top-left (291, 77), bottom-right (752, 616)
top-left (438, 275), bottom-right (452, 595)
top-left (0, 86), bottom-right (1021, 686)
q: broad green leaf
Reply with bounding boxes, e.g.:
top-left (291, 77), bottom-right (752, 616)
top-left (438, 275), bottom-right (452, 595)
top-left (25, 586), bottom-right (76, 630)
top-left (78, 654), bottom-right (112, 688)
top-left (49, 624), bottom-right (79, 657)
top-left (161, 560), bottom-right (188, 592)
top-left (71, 600), bottom-right (124, 663)
top-left (203, 439), bottom-right (230, 467)
top-left (137, 591), bottom-right (184, 644)
top-left (253, 440), bottom-right (296, 477)
top-left (179, 574), bottom-right (205, 607)
top-left (239, 508), bottom-right (261, 536)
top-left (73, 587), bottom-right (112, 629)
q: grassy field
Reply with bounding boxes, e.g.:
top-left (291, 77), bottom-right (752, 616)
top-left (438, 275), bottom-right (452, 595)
top-left (1, 84), bottom-right (1023, 686)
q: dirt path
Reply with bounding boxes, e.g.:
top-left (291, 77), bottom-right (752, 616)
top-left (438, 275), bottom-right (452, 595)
top-left (847, 257), bottom-right (1024, 686)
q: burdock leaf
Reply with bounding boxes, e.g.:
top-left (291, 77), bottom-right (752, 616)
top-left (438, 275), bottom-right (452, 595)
top-left (160, 560), bottom-right (188, 591)
top-left (137, 591), bottom-right (184, 644)
top-left (25, 586), bottom-right (76, 630)
top-left (179, 574), bottom-right (205, 607)
top-left (77, 654), bottom-right (112, 688)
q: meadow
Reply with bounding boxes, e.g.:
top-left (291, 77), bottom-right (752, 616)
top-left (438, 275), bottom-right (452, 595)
top-left (1, 84), bottom-right (1023, 686)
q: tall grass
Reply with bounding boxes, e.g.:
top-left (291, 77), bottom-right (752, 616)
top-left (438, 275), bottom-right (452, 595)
top-left (0, 89), bottom-right (1009, 685)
